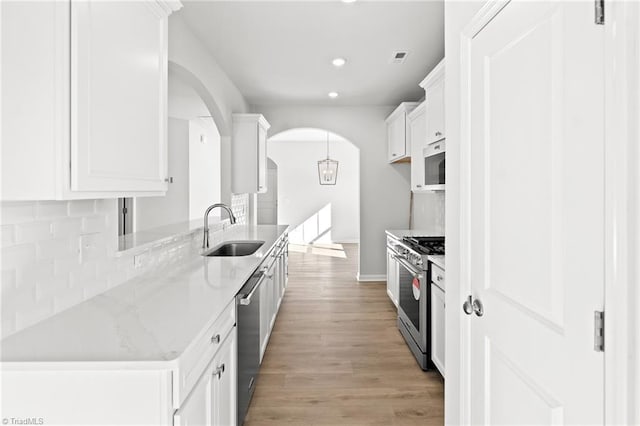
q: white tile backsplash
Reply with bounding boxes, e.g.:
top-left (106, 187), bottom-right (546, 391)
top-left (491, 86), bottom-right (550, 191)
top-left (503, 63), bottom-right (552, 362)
top-left (0, 195), bottom-right (251, 339)
top-left (1, 202), bottom-right (35, 224)
top-left (411, 191), bottom-right (445, 235)
top-left (231, 193), bottom-right (249, 225)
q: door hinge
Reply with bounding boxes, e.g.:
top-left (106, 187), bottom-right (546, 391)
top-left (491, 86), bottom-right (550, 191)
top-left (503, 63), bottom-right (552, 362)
top-left (595, 0), bottom-right (604, 25)
top-left (122, 207), bottom-right (128, 215)
top-left (594, 311), bottom-right (604, 352)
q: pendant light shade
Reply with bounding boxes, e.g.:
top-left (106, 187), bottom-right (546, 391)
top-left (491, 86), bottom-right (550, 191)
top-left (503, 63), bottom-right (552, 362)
top-left (318, 132), bottom-right (339, 185)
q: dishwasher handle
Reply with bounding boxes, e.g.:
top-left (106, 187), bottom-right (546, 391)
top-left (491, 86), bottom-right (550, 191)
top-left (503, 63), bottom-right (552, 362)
top-left (239, 272), bottom-right (266, 306)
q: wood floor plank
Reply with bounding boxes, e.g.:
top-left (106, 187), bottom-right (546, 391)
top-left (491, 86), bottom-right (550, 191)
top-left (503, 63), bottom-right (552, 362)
top-left (244, 244), bottom-right (444, 425)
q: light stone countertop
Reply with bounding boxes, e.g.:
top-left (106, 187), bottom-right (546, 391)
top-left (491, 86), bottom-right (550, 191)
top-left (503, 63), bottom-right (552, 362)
top-left (0, 225), bottom-right (288, 368)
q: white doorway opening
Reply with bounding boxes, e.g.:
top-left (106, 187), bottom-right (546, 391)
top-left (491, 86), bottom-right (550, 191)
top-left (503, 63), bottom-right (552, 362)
top-left (267, 128), bottom-right (360, 247)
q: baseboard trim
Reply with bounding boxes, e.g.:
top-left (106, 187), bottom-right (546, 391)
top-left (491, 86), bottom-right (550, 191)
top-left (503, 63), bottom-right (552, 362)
top-left (356, 274), bottom-right (387, 283)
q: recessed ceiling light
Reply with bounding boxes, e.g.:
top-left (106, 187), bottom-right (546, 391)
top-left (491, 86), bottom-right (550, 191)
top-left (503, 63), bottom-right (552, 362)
top-left (332, 58), bottom-right (346, 67)
top-left (328, 92), bottom-right (339, 99)
top-left (341, 0), bottom-right (357, 3)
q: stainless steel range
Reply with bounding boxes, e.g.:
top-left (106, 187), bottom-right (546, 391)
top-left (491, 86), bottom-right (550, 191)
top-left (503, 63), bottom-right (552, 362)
top-left (387, 235), bottom-right (444, 370)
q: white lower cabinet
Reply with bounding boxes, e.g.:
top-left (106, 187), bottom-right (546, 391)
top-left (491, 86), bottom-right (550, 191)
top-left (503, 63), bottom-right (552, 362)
top-left (259, 237), bottom-right (288, 363)
top-left (174, 328), bottom-right (237, 426)
top-left (431, 282), bottom-right (445, 377)
top-left (386, 248), bottom-right (399, 307)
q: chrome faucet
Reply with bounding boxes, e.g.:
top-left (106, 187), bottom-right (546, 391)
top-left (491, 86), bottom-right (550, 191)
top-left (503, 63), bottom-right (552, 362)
top-left (203, 203), bottom-right (237, 249)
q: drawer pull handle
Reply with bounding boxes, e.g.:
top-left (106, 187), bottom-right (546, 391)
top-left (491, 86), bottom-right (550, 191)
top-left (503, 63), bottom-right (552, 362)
top-left (211, 334), bottom-right (221, 344)
top-left (437, 275), bottom-right (443, 281)
top-left (214, 363), bottom-right (225, 379)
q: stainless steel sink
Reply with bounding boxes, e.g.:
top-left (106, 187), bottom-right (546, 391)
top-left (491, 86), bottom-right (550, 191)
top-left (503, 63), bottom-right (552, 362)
top-left (202, 241), bottom-right (265, 257)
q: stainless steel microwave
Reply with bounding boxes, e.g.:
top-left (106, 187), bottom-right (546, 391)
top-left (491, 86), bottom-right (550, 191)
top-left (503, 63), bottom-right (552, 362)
top-left (423, 140), bottom-right (445, 187)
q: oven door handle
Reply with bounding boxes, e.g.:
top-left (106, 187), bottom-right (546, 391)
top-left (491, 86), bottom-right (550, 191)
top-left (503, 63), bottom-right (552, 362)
top-left (393, 254), bottom-right (423, 279)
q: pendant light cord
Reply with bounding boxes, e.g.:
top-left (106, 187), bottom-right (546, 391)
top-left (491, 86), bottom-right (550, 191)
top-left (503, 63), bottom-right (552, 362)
top-left (326, 132), bottom-right (330, 159)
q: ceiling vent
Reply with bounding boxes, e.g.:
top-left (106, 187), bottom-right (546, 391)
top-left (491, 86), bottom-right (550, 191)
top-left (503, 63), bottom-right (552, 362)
top-left (390, 51), bottom-right (409, 64)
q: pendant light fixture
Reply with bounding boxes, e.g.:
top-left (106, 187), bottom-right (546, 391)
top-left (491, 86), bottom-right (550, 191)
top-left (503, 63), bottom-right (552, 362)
top-left (317, 132), bottom-right (339, 185)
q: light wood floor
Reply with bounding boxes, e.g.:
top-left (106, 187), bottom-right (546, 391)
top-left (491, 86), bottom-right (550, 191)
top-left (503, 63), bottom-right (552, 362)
top-left (244, 243), bottom-right (444, 426)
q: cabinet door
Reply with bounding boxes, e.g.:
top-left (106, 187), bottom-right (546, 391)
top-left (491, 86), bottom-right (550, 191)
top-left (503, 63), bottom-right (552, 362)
top-left (386, 250), bottom-right (399, 307)
top-left (430, 284), bottom-right (445, 376)
top-left (279, 252), bottom-right (286, 299)
top-left (257, 124), bottom-right (267, 193)
top-left (259, 274), bottom-right (271, 362)
top-left (269, 258), bottom-right (278, 328)
top-left (387, 114), bottom-right (406, 161)
top-left (71, 1), bottom-right (168, 192)
top-left (211, 329), bottom-right (237, 426)
top-left (426, 78), bottom-right (445, 144)
top-left (174, 357), bottom-right (214, 426)
top-left (409, 107), bottom-right (427, 191)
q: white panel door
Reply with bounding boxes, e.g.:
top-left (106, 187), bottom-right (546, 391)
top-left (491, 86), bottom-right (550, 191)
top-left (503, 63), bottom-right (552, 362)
top-left (71, 1), bottom-right (168, 192)
top-left (466, 1), bottom-right (604, 424)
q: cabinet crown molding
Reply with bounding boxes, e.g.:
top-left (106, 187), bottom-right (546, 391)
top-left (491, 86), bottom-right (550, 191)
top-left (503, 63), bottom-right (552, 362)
top-left (148, 0), bottom-right (183, 17)
top-left (408, 100), bottom-right (427, 120)
top-left (385, 102), bottom-right (420, 123)
top-left (419, 58), bottom-right (445, 90)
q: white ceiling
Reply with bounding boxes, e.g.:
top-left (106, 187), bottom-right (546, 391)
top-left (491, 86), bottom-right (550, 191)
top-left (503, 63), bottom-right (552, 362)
top-left (177, 1), bottom-right (444, 106)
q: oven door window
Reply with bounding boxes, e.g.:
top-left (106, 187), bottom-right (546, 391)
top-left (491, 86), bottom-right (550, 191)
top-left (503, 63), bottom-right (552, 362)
top-left (424, 152), bottom-right (445, 185)
top-left (398, 264), bottom-right (421, 331)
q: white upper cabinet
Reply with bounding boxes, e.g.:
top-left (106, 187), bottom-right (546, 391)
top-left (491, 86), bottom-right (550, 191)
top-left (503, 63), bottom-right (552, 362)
top-left (386, 102), bottom-right (419, 163)
top-left (408, 101), bottom-right (427, 192)
top-left (420, 59), bottom-right (445, 145)
top-left (71, 1), bottom-right (171, 192)
top-left (0, 1), bottom-right (181, 200)
top-left (232, 114), bottom-right (270, 194)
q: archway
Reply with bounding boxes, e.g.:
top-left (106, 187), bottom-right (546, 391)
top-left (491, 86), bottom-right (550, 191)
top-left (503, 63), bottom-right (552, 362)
top-left (267, 128), bottom-right (361, 256)
top-left (131, 66), bottom-right (224, 232)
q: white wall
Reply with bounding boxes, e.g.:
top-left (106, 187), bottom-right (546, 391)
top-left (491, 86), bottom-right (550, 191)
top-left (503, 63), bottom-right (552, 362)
top-left (412, 192), bottom-right (445, 234)
top-left (136, 118), bottom-right (190, 232)
top-left (169, 14), bottom-right (250, 206)
top-left (443, 2), bottom-right (485, 425)
top-left (268, 135), bottom-right (359, 244)
top-left (256, 105), bottom-right (412, 279)
top-left (189, 118), bottom-right (221, 220)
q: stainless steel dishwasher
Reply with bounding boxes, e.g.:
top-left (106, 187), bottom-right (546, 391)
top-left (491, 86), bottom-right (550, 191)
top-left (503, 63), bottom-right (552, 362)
top-left (236, 268), bottom-right (266, 425)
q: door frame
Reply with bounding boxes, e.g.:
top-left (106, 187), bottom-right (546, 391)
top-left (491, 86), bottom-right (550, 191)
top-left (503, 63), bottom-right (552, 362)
top-left (453, 1), bottom-right (640, 425)
top-left (603, 1), bottom-right (640, 424)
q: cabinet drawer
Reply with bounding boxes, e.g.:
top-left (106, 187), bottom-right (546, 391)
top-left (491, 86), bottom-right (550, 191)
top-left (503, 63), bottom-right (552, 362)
top-left (174, 300), bottom-right (236, 407)
top-left (431, 263), bottom-right (445, 290)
